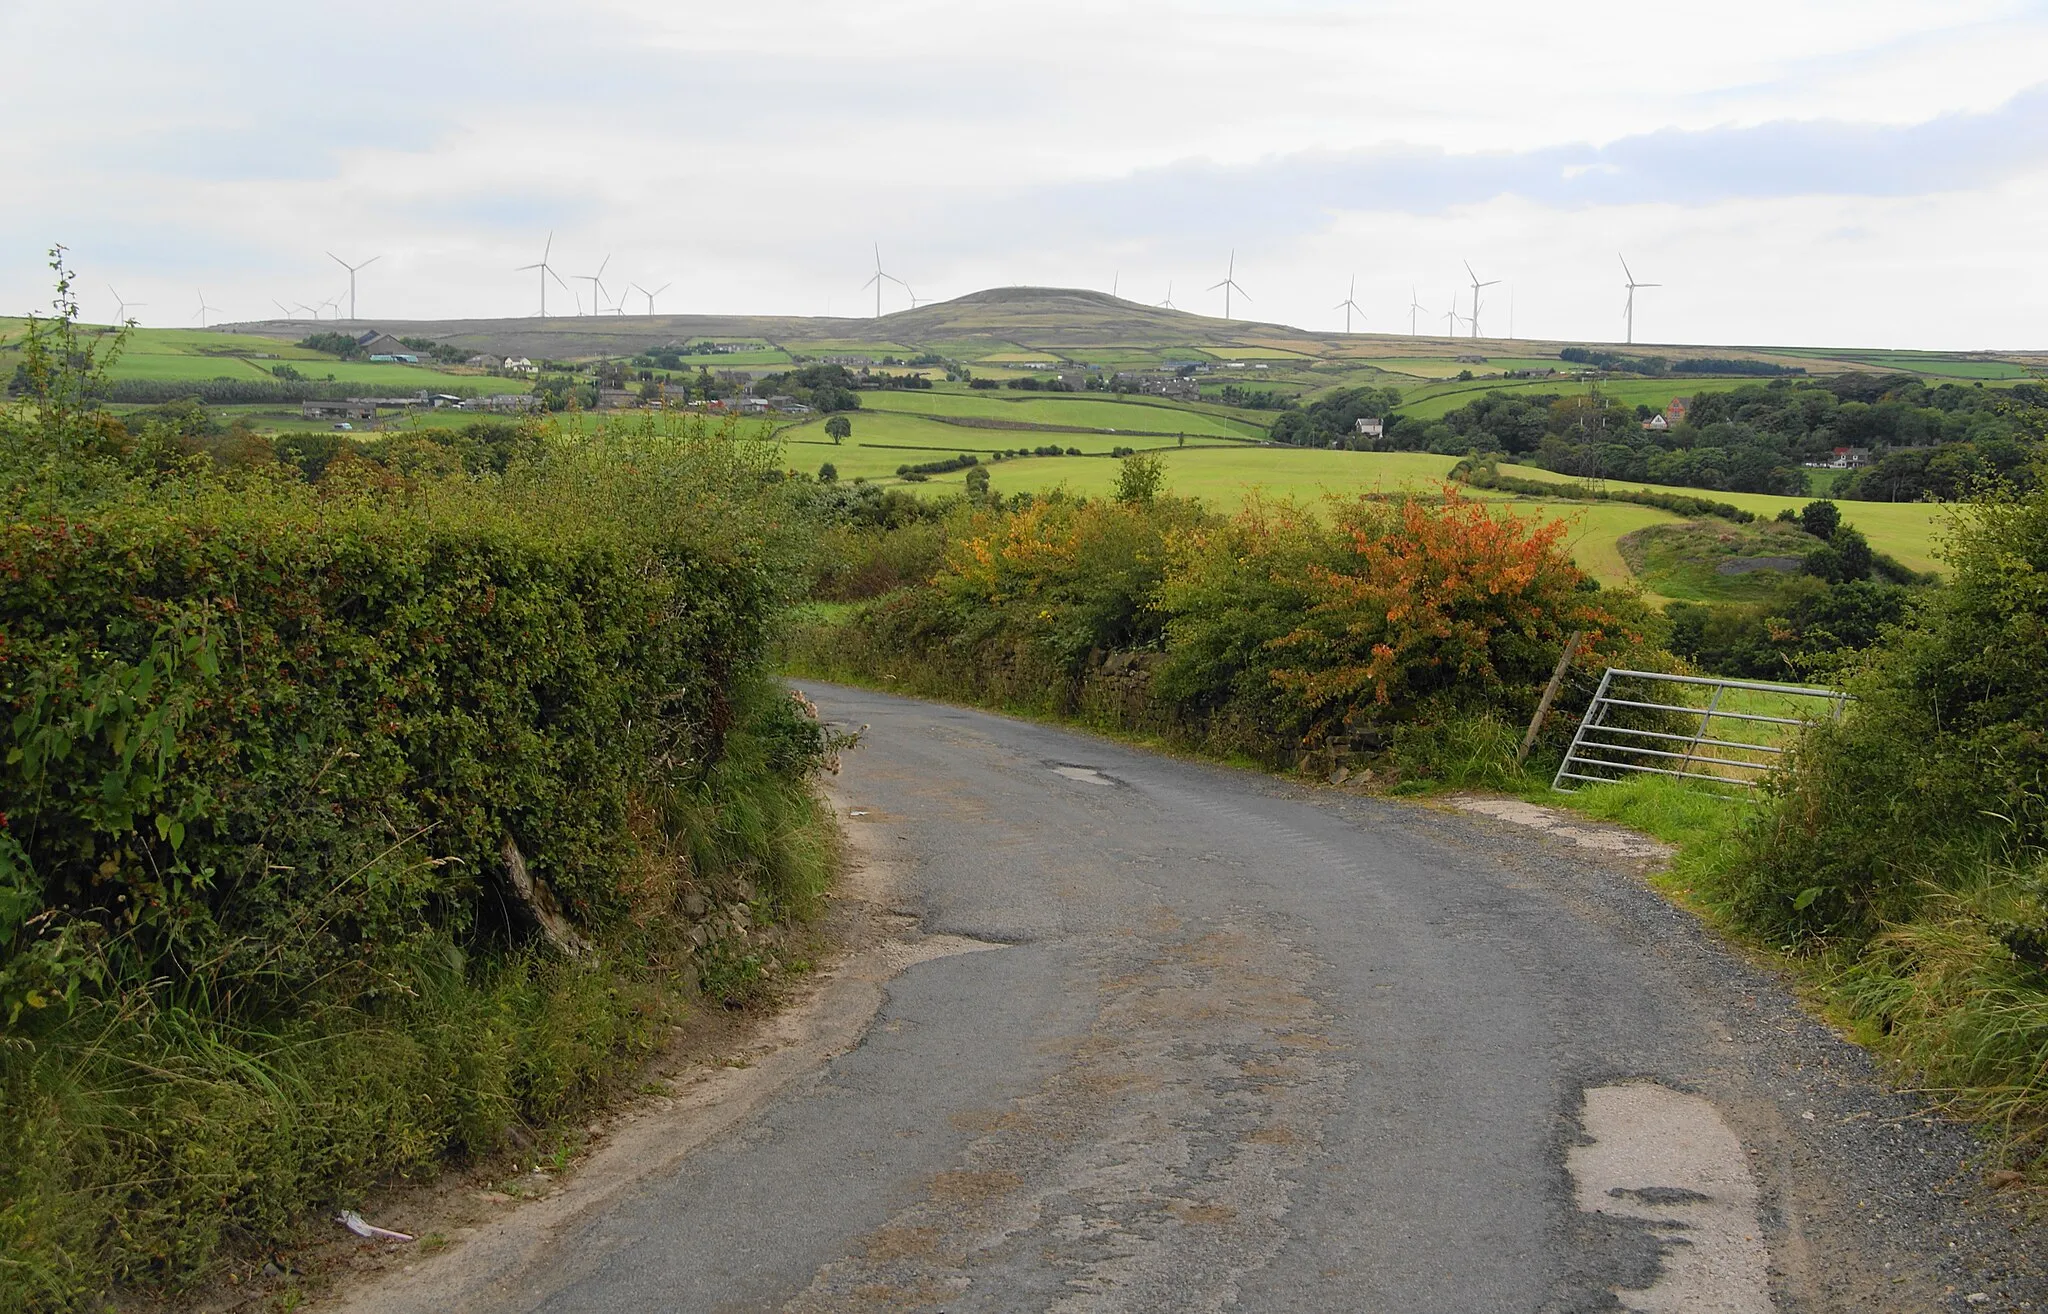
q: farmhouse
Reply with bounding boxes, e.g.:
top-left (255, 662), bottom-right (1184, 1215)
top-left (501, 357), bottom-right (538, 374)
top-left (1665, 397), bottom-right (1690, 425)
top-left (1355, 416), bottom-right (1384, 438)
top-left (353, 330), bottom-right (409, 356)
top-left (466, 354), bottom-right (503, 369)
top-left (596, 387), bottom-right (639, 410)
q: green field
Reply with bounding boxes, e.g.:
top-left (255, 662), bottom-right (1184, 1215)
top-left (1492, 461), bottom-right (1949, 574)
top-left (854, 388), bottom-right (1269, 439)
top-left (1394, 376), bottom-right (1751, 421)
top-left (1614, 519), bottom-right (1824, 602)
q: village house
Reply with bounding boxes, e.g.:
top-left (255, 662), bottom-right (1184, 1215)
top-left (1355, 416), bottom-right (1385, 439)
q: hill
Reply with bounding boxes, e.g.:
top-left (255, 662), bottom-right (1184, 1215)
top-left (207, 287), bottom-right (2046, 384)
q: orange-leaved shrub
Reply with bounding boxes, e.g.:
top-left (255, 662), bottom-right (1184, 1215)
top-left (790, 485), bottom-right (1661, 769)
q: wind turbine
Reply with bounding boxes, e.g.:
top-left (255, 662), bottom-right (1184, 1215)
top-left (1208, 251), bottom-right (1251, 320)
top-left (1111, 271), bottom-right (1120, 299)
top-left (1442, 296), bottom-right (1463, 338)
top-left (326, 252), bottom-right (380, 321)
top-left (1407, 287), bottom-right (1427, 336)
top-left (515, 233), bottom-right (570, 318)
top-left (192, 290), bottom-right (222, 328)
top-left (574, 255), bottom-right (612, 319)
top-left (108, 285), bottom-right (145, 325)
top-left (1333, 275), bottom-right (1364, 333)
top-left (1620, 255), bottom-right (1660, 346)
top-left (634, 282), bottom-right (671, 315)
top-left (1463, 261), bottom-right (1500, 339)
top-left (861, 245), bottom-right (910, 318)
top-left (272, 299), bottom-right (297, 320)
top-left (1157, 281), bottom-right (1176, 310)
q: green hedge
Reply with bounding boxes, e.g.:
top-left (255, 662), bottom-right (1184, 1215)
top-left (1450, 454), bottom-right (1757, 523)
top-left (0, 414), bottom-right (831, 1306)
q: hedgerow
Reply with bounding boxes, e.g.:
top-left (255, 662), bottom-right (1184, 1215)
top-left (787, 486), bottom-right (1664, 776)
top-left (0, 258), bottom-right (839, 1308)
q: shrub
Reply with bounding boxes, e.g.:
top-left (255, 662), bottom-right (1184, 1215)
top-left (1724, 475), bottom-right (2048, 943)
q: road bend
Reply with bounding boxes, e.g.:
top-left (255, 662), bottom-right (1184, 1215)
top-left (477, 682), bottom-right (2041, 1312)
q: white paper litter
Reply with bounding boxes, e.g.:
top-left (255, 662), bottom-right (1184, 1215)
top-left (337, 1209), bottom-right (414, 1242)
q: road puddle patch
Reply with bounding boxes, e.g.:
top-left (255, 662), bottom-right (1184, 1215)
top-left (1566, 1082), bottom-right (1770, 1313)
top-left (1047, 762), bottom-right (1117, 787)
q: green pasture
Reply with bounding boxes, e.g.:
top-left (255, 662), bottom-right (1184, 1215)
top-left (669, 348), bottom-right (792, 368)
top-left (855, 389), bottom-right (1268, 440)
top-left (777, 411), bottom-right (1186, 480)
top-left (1827, 352), bottom-right (2032, 381)
top-left (1396, 376), bottom-right (1752, 421)
top-left (1375, 356), bottom-right (1573, 380)
top-left (1614, 519), bottom-right (1823, 603)
top-left (106, 353), bottom-right (476, 388)
top-left (896, 446), bottom-right (1668, 588)
top-left (1494, 461), bottom-right (1949, 574)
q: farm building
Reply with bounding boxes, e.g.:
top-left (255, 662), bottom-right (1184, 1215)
top-left (353, 330), bottom-right (409, 356)
top-left (1355, 416), bottom-right (1384, 438)
top-left (464, 394), bottom-right (539, 413)
top-left (596, 388), bottom-right (639, 409)
top-left (301, 400), bottom-right (376, 422)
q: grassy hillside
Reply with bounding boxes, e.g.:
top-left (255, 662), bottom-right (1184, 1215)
top-left (184, 288), bottom-right (2041, 386)
top-left (1494, 461), bottom-right (1948, 575)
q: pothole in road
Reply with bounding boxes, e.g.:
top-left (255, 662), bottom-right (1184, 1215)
top-left (1566, 1082), bottom-right (1770, 1313)
top-left (1047, 762), bottom-right (1118, 787)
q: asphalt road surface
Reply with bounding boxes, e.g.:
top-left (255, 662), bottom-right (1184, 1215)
top-left (486, 683), bottom-right (2045, 1312)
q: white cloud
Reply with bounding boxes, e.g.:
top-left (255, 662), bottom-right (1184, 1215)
top-left (4, 0), bottom-right (2046, 346)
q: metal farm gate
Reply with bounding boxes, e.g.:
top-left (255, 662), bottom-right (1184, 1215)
top-left (1552, 669), bottom-right (1850, 795)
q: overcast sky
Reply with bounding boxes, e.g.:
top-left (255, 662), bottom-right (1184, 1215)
top-left (5, 0), bottom-right (2047, 349)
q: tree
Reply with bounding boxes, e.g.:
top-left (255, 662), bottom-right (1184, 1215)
top-left (964, 465), bottom-right (990, 502)
top-left (1799, 499), bottom-right (1841, 541)
top-left (1113, 452), bottom-right (1165, 505)
top-left (824, 415), bottom-right (852, 444)
top-left (819, 462), bottom-right (838, 483)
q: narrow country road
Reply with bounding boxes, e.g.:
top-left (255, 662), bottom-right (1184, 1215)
top-left (398, 683), bottom-right (2045, 1312)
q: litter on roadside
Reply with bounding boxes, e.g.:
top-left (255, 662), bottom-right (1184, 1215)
top-left (337, 1210), bottom-right (414, 1242)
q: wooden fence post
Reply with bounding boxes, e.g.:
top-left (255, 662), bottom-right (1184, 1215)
top-left (1516, 631), bottom-right (1584, 768)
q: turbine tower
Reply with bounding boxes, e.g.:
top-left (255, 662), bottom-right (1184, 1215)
top-left (326, 252), bottom-right (380, 321)
top-left (1620, 255), bottom-right (1660, 346)
top-left (1208, 250), bottom-right (1251, 320)
top-left (108, 285), bottom-right (144, 325)
top-left (861, 245), bottom-right (910, 318)
top-left (192, 290), bottom-right (222, 328)
top-left (1464, 261), bottom-right (1500, 339)
top-left (574, 255), bottom-right (611, 319)
top-left (1157, 281), bottom-right (1176, 310)
top-left (634, 282), bottom-right (672, 315)
top-left (1408, 287), bottom-right (1427, 336)
top-left (516, 233), bottom-right (569, 318)
top-left (1442, 296), bottom-right (1463, 337)
top-left (1333, 275), bottom-right (1364, 334)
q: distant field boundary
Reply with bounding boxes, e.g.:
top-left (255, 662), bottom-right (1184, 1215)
top-left (905, 414), bottom-right (1261, 440)
top-left (780, 437), bottom-right (1249, 455)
